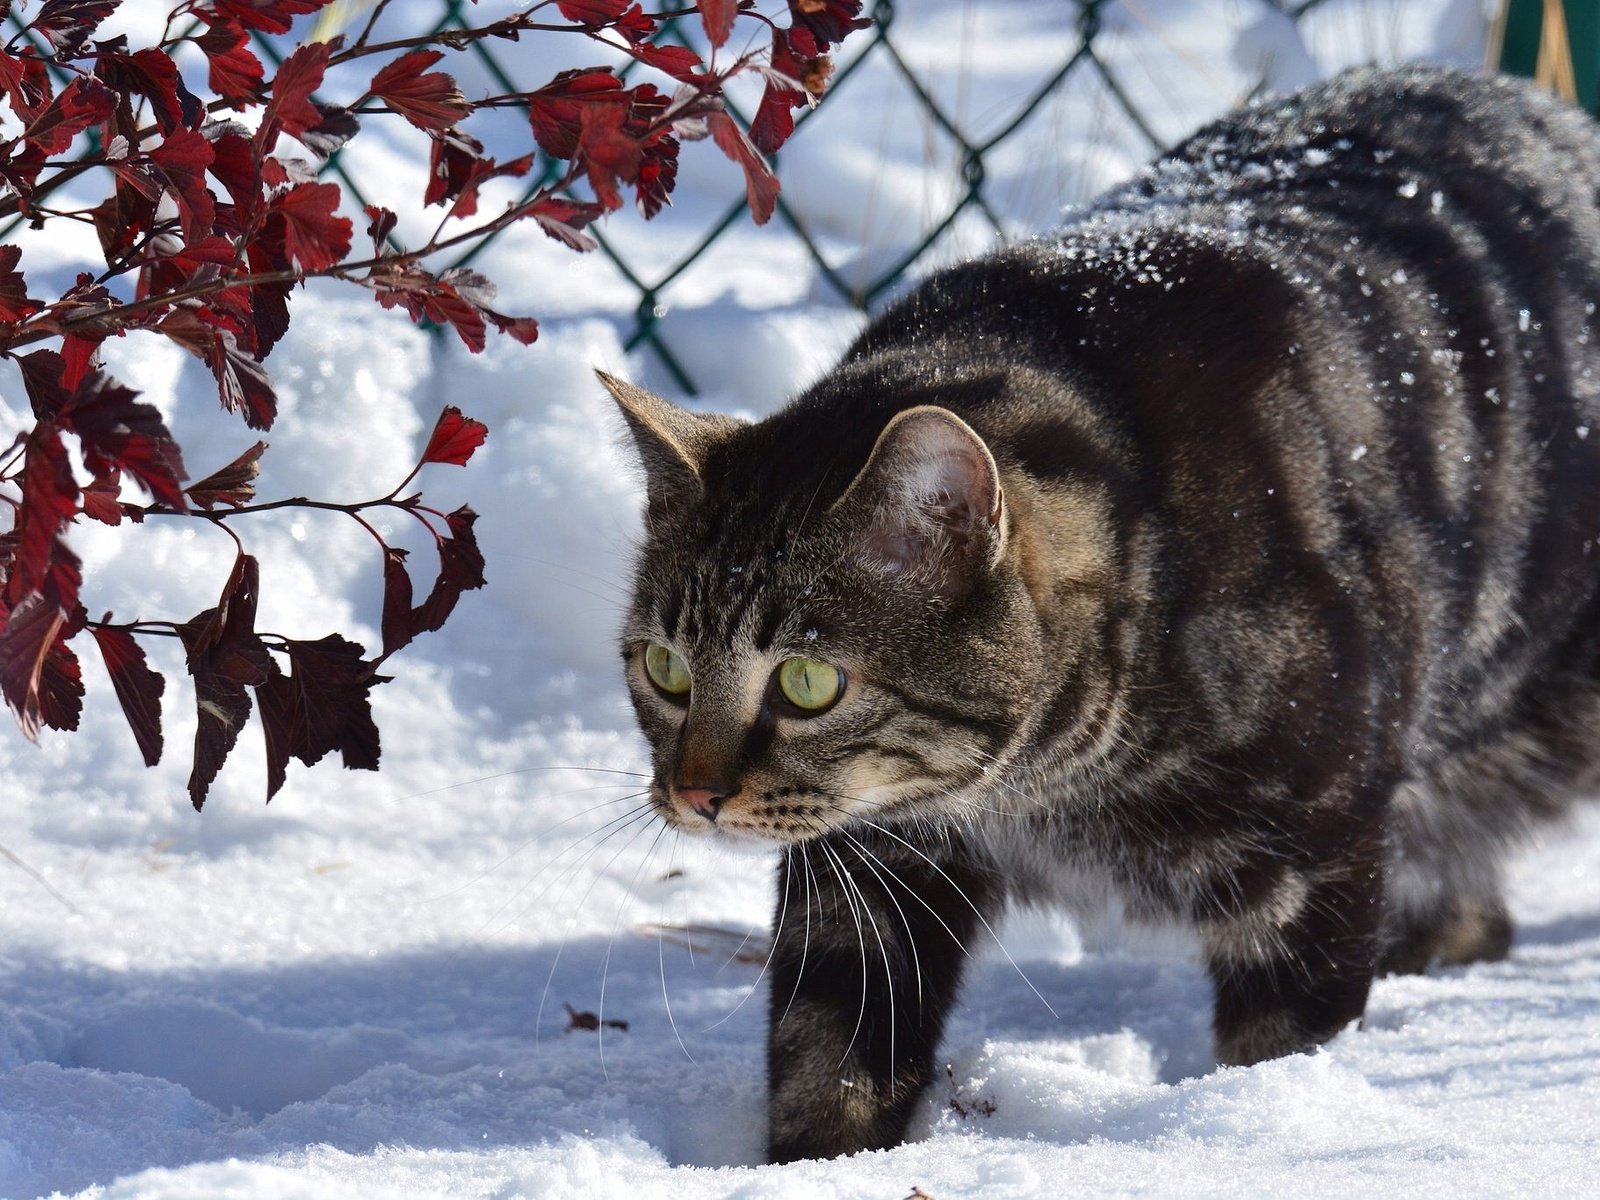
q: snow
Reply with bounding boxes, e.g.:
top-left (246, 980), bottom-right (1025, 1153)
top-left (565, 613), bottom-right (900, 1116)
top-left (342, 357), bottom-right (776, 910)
top-left (5, 2), bottom-right (1599, 1197)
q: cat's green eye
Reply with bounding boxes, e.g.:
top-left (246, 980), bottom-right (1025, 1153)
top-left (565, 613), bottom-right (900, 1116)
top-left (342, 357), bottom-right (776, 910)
top-left (644, 643), bottom-right (692, 697)
top-left (777, 657), bottom-right (845, 713)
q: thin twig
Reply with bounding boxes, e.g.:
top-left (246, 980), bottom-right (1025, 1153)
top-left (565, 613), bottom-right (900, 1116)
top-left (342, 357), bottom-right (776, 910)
top-left (0, 842), bottom-right (81, 915)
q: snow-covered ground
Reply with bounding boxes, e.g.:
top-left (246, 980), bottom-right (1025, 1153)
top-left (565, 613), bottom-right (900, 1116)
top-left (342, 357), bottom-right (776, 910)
top-left (6, 1), bottom-right (1599, 1196)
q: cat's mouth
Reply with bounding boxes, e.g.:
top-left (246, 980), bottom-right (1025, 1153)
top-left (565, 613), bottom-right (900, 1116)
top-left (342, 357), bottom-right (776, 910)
top-left (655, 777), bottom-right (958, 844)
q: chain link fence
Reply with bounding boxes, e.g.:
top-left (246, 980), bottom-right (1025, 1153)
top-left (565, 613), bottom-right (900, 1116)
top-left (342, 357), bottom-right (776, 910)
top-left (8, 0), bottom-right (1496, 396)
top-left (390, 0), bottom-right (1354, 393)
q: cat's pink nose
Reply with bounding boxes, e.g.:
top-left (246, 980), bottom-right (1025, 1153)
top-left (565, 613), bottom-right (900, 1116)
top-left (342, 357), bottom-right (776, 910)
top-left (677, 786), bottom-right (728, 822)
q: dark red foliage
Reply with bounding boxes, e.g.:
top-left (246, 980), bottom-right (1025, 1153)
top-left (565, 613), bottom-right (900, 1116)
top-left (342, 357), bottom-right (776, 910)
top-left (178, 553), bottom-right (269, 808)
top-left (62, 369), bottom-right (189, 511)
top-left (699, 0), bottom-right (738, 48)
top-left (197, 20), bottom-right (266, 106)
top-left (186, 441), bottom-right (267, 511)
top-left (272, 181), bottom-right (353, 271)
top-left (91, 624), bottom-right (164, 766)
top-left (0, 247), bottom-right (42, 323)
top-left (0, 0), bottom-right (866, 808)
top-left (788, 0), bottom-right (870, 50)
top-left (412, 505), bottom-right (486, 635)
top-left (148, 126), bottom-right (217, 241)
top-left (368, 50), bottom-right (469, 132)
top-left (21, 76), bottom-right (116, 156)
top-left (257, 634), bottom-right (382, 801)
top-left (211, 0), bottom-right (334, 36)
top-left (422, 407), bottom-right (489, 467)
top-left (0, 49), bottom-right (52, 123)
top-left (29, 0), bottom-right (119, 57)
top-left (97, 47), bottom-right (202, 137)
top-left (528, 69), bottom-right (625, 161)
top-left (708, 111), bottom-right (778, 224)
top-left (0, 592), bottom-right (82, 738)
top-left (259, 41), bottom-right (329, 147)
top-left (557, 0), bottom-right (631, 26)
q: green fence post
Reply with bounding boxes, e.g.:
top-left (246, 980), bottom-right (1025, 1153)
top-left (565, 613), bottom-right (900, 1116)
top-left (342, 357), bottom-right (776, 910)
top-left (1498, 0), bottom-right (1600, 115)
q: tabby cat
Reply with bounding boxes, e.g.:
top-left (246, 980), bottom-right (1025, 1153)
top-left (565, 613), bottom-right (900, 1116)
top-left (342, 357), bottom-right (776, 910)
top-left (602, 65), bottom-right (1600, 1163)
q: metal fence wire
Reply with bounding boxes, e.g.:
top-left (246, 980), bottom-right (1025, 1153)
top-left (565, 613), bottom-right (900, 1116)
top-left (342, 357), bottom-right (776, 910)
top-left (8, 0), bottom-right (1495, 397)
top-left (580, 0), bottom-right (1356, 393)
top-left (412, 0), bottom-right (1335, 393)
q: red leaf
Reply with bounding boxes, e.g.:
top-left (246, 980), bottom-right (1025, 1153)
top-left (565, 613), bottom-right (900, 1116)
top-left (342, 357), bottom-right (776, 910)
top-left (421, 406), bottom-right (488, 467)
top-left (98, 48), bottom-right (201, 136)
top-left (426, 132), bottom-right (532, 218)
top-left (368, 49), bottom-right (468, 133)
top-left (613, 3), bottom-right (655, 43)
top-left (339, 507), bottom-right (486, 659)
top-left (197, 20), bottom-right (264, 105)
top-left (699, 0), bottom-right (738, 48)
top-left (29, 0), bottom-right (119, 56)
top-left (178, 554), bottom-right (268, 809)
top-left (749, 28), bottom-right (807, 155)
top-left (16, 349), bottom-right (71, 419)
top-left (212, 332), bottom-right (277, 430)
top-left (92, 624), bottom-right (164, 765)
top-left (63, 370), bottom-right (189, 511)
top-left (259, 41), bottom-right (329, 148)
top-left (137, 233), bottom-right (235, 302)
top-left (370, 266), bottom-right (485, 352)
top-left (522, 196), bottom-right (604, 252)
top-left (424, 126), bottom-right (485, 210)
top-left (0, 593), bottom-right (77, 740)
top-left (36, 627), bottom-right (83, 732)
top-left (787, 0), bottom-right (869, 51)
top-left (272, 181), bottom-right (352, 272)
top-left (149, 126), bottom-right (217, 241)
top-left (157, 309), bottom-right (278, 429)
top-left (12, 425), bottom-right (80, 609)
top-left (60, 332), bottom-right (104, 392)
top-left (557, 0), bottom-right (629, 23)
top-left (628, 42), bottom-right (703, 83)
top-left (577, 101), bottom-right (642, 210)
top-left (256, 635), bottom-right (382, 801)
top-left (749, 81), bottom-right (796, 157)
top-left (81, 470), bottom-right (124, 525)
top-left (486, 312), bottom-right (539, 344)
top-left (206, 128), bottom-right (260, 215)
top-left (212, 0), bottom-right (331, 35)
top-left (300, 102), bottom-right (359, 159)
top-left (0, 244), bottom-right (41, 322)
top-left (364, 204), bottom-right (397, 249)
top-left (707, 110), bottom-right (778, 224)
top-left (255, 655), bottom-right (293, 799)
top-left (635, 132), bottom-right (678, 219)
top-left (22, 76), bottom-right (115, 155)
top-left (380, 546), bottom-right (414, 657)
top-left (187, 440), bottom-right (267, 510)
top-left (0, 50), bottom-right (53, 123)
top-left (527, 69), bottom-right (623, 161)
top-left (412, 505), bottom-right (486, 633)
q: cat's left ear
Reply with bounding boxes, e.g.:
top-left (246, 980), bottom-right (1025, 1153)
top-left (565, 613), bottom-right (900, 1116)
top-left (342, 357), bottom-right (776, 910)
top-left (597, 371), bottom-right (741, 517)
top-left (832, 405), bottom-right (1006, 593)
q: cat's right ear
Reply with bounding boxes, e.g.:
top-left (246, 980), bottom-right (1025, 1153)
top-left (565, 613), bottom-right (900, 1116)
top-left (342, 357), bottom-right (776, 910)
top-left (597, 371), bottom-right (740, 517)
top-left (831, 405), bottom-right (1007, 595)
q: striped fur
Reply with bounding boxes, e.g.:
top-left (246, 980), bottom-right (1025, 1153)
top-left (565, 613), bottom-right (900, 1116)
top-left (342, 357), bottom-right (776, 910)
top-left (609, 67), bottom-right (1600, 1162)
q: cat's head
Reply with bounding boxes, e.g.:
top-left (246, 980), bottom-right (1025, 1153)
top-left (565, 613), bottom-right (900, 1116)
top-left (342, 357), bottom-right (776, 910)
top-left (604, 368), bottom-right (1067, 847)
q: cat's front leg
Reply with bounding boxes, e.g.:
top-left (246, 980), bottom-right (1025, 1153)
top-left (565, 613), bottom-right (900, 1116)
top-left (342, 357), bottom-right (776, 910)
top-left (764, 831), bottom-right (996, 1163)
top-left (1198, 835), bottom-right (1384, 1066)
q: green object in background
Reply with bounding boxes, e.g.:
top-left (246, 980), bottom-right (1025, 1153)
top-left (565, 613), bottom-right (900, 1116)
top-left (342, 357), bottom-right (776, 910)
top-left (1497, 0), bottom-right (1600, 115)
